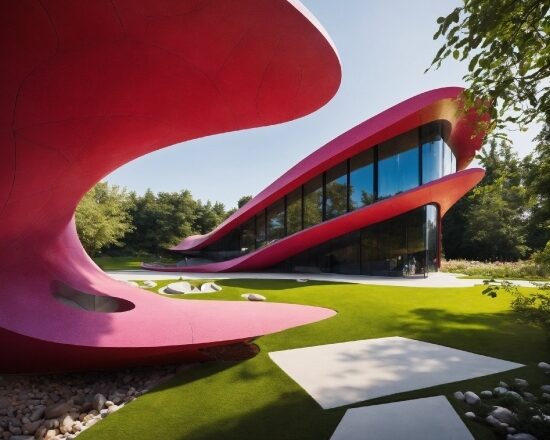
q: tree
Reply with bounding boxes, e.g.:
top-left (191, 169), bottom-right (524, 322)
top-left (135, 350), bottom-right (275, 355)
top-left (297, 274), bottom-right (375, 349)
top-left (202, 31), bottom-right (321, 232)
top-left (193, 200), bottom-right (226, 234)
top-left (523, 125), bottom-right (550, 251)
top-left (75, 182), bottom-right (134, 256)
top-left (429, 0), bottom-right (550, 134)
top-left (237, 195), bottom-right (252, 208)
top-left (442, 140), bottom-right (527, 260)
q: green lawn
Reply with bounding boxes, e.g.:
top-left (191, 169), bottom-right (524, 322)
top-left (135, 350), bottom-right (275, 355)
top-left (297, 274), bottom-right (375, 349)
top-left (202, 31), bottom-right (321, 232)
top-left (93, 256), bottom-right (178, 271)
top-left (78, 279), bottom-right (549, 440)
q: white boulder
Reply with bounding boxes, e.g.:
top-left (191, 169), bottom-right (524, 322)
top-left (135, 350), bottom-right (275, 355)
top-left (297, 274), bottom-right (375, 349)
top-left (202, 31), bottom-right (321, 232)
top-left (241, 293), bottom-right (266, 302)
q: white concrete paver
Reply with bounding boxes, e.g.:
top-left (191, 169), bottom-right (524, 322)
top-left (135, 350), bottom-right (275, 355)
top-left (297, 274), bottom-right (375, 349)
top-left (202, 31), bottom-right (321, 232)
top-left (330, 396), bottom-right (474, 440)
top-left (107, 270), bottom-right (537, 288)
top-left (269, 337), bottom-right (523, 409)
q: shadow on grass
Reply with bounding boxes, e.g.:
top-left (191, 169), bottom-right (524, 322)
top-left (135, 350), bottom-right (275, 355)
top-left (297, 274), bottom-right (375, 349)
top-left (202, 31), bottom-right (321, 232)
top-left (396, 308), bottom-right (548, 364)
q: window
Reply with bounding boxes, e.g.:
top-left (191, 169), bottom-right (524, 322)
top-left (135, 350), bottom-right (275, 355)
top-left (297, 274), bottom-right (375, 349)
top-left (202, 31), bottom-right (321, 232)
top-left (303, 175), bottom-right (323, 228)
top-left (255, 211), bottom-right (266, 248)
top-left (325, 161), bottom-right (348, 219)
top-left (240, 218), bottom-right (255, 253)
top-left (378, 129), bottom-right (419, 199)
top-left (267, 198), bottom-right (285, 241)
top-left (443, 143), bottom-right (456, 176)
top-left (349, 149), bottom-right (375, 210)
top-left (421, 123), bottom-right (444, 184)
top-left (286, 187), bottom-right (302, 235)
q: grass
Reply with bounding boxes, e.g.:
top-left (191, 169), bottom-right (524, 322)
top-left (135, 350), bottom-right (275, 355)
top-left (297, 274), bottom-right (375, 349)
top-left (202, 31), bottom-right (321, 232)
top-left (93, 256), bottom-right (178, 271)
top-left (77, 279), bottom-right (549, 440)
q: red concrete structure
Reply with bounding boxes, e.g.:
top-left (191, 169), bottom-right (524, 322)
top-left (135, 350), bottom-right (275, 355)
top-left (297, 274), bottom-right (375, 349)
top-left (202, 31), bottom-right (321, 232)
top-left (146, 87), bottom-right (487, 274)
top-left (0, 0), bottom-right (341, 373)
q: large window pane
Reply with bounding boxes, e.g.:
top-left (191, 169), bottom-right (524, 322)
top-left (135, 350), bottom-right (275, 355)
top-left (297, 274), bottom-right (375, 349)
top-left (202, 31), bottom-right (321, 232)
top-left (240, 218), bottom-right (255, 253)
top-left (378, 129), bottom-right (419, 199)
top-left (421, 123), bottom-right (444, 184)
top-left (303, 175), bottom-right (323, 228)
top-left (325, 161), bottom-right (348, 219)
top-left (426, 204), bottom-right (438, 271)
top-left (267, 198), bottom-right (285, 241)
top-left (350, 149), bottom-right (374, 210)
top-left (255, 211), bottom-right (266, 248)
top-left (443, 143), bottom-right (456, 176)
top-left (329, 231), bottom-right (360, 274)
top-left (286, 187), bottom-right (302, 235)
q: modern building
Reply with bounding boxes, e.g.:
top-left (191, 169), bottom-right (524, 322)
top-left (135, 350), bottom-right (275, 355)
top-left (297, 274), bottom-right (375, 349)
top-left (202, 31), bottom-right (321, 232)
top-left (147, 87), bottom-right (487, 276)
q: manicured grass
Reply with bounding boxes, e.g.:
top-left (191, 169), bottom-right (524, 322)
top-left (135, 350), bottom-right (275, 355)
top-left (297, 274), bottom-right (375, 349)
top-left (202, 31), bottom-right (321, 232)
top-left (78, 280), bottom-right (549, 440)
top-left (93, 256), bottom-right (144, 270)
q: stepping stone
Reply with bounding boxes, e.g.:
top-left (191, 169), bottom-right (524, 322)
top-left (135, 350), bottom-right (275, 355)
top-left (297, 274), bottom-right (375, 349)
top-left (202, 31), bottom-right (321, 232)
top-left (269, 336), bottom-right (523, 409)
top-left (330, 396), bottom-right (473, 440)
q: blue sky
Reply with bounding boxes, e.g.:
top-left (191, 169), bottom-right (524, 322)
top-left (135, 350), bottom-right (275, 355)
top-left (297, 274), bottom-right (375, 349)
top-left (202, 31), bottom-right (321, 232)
top-left (105, 0), bottom-right (539, 209)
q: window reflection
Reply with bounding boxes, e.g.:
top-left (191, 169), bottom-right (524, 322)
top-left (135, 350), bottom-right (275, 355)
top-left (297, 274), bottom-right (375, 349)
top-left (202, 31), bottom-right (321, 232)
top-left (267, 198), bottom-right (285, 241)
top-left (240, 218), bottom-right (255, 253)
top-left (378, 129), bottom-right (419, 199)
top-left (303, 175), bottom-right (323, 228)
top-left (349, 150), bottom-right (374, 210)
top-left (286, 187), bottom-right (302, 235)
top-left (255, 211), bottom-right (266, 248)
top-left (325, 162), bottom-right (348, 219)
top-left (421, 122), bottom-right (444, 184)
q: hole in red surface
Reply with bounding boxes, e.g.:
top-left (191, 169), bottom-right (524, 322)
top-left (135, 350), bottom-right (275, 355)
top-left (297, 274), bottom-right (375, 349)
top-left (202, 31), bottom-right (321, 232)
top-left (52, 282), bottom-right (135, 313)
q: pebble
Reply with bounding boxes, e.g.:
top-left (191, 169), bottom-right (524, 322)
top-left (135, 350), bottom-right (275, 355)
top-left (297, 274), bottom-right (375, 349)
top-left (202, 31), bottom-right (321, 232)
top-left (464, 391), bottom-right (480, 405)
top-left (499, 381), bottom-right (510, 389)
top-left (540, 384), bottom-right (550, 393)
top-left (44, 402), bottom-right (71, 419)
top-left (538, 361), bottom-right (550, 370)
top-left (480, 390), bottom-right (493, 398)
top-left (494, 386), bottom-right (508, 396)
top-left (0, 363), bottom-right (182, 440)
top-left (506, 434), bottom-right (538, 440)
top-left (490, 406), bottom-right (516, 425)
top-left (92, 394), bottom-right (106, 412)
top-left (464, 411), bottom-right (476, 419)
top-left (513, 378), bottom-right (528, 388)
top-left (505, 391), bottom-right (523, 401)
top-left (453, 391), bottom-right (465, 401)
top-left (522, 392), bottom-right (536, 402)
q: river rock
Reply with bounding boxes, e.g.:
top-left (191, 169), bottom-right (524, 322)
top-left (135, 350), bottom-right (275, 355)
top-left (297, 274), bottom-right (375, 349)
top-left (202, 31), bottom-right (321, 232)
top-left (453, 391), bottom-right (465, 401)
top-left (92, 394), bottom-right (106, 411)
top-left (59, 414), bottom-right (73, 434)
top-left (464, 411), bottom-right (476, 419)
top-left (505, 391), bottom-right (523, 401)
top-left (538, 361), bottom-right (550, 370)
top-left (480, 390), bottom-right (493, 398)
top-left (490, 406), bottom-right (516, 425)
top-left (464, 391), bottom-right (480, 405)
top-left (540, 384), bottom-right (550, 393)
top-left (506, 434), bottom-right (538, 440)
top-left (44, 401), bottom-right (70, 419)
top-left (29, 406), bottom-right (45, 422)
top-left (494, 386), bottom-right (508, 396)
top-left (514, 378), bottom-right (528, 388)
top-left (241, 293), bottom-right (266, 301)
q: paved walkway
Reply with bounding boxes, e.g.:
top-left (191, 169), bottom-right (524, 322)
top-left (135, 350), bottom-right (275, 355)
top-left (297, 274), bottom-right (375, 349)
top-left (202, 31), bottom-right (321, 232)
top-left (106, 270), bottom-right (537, 288)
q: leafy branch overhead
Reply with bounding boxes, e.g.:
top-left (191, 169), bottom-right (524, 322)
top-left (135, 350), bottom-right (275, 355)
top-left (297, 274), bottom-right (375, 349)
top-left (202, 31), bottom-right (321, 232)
top-left (428, 0), bottom-right (550, 134)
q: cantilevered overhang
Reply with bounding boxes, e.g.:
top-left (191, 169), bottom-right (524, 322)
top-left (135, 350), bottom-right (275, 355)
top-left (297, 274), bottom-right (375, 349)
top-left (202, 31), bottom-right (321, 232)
top-left (173, 87), bottom-right (487, 253)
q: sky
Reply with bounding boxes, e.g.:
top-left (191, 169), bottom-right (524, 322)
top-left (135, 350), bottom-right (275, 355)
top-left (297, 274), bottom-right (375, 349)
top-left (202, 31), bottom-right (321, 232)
top-left (104, 0), bottom-right (540, 209)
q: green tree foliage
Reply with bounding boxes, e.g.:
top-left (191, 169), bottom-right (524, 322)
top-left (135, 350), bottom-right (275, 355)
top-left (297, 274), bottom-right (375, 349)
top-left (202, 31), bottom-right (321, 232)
top-left (75, 183), bottom-right (134, 256)
top-left (523, 126), bottom-right (550, 250)
top-left (443, 140), bottom-right (528, 260)
top-left (429, 0), bottom-right (550, 133)
top-left (482, 280), bottom-right (550, 333)
top-left (193, 200), bottom-right (226, 234)
top-left (237, 195), bottom-right (252, 208)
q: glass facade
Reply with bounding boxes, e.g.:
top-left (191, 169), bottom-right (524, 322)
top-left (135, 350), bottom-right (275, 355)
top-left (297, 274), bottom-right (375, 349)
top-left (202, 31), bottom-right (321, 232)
top-left (378, 129), bottom-right (419, 199)
top-left (286, 187), bottom-right (302, 235)
top-left (303, 175), bottom-right (323, 228)
top-left (267, 198), bottom-right (285, 241)
top-left (325, 161), bottom-right (348, 219)
top-left (349, 149), bottom-right (375, 210)
top-left (283, 205), bottom-right (438, 276)
top-left (195, 121), bottom-right (455, 275)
